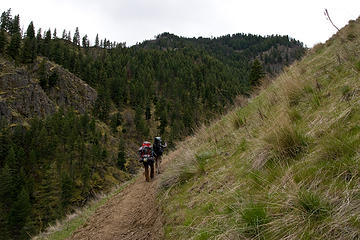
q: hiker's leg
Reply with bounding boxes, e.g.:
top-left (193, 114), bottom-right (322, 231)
top-left (150, 161), bottom-right (154, 179)
top-left (155, 157), bottom-right (159, 174)
top-left (157, 156), bottom-right (162, 174)
top-left (144, 163), bottom-right (150, 182)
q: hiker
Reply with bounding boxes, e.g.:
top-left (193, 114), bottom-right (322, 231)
top-left (138, 141), bottom-right (155, 182)
top-left (153, 137), bottom-right (167, 174)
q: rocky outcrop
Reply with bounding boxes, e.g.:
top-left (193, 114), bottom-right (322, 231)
top-left (0, 57), bottom-right (97, 124)
top-left (37, 60), bottom-right (97, 114)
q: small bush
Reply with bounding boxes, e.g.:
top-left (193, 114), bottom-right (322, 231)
top-left (298, 190), bottom-right (330, 220)
top-left (319, 131), bottom-right (358, 161)
top-left (264, 124), bottom-right (308, 160)
top-left (178, 168), bottom-right (196, 185)
top-left (233, 111), bottom-right (247, 129)
top-left (347, 33), bottom-right (356, 41)
top-left (288, 108), bottom-right (302, 122)
top-left (241, 203), bottom-right (269, 237)
top-left (195, 151), bottom-right (215, 175)
top-left (355, 61), bottom-right (360, 72)
top-left (341, 85), bottom-right (351, 99)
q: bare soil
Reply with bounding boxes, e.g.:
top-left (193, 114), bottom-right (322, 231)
top-left (67, 167), bottom-right (164, 240)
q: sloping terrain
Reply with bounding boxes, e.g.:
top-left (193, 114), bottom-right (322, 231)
top-left (159, 17), bottom-right (360, 239)
top-left (68, 171), bottom-right (164, 240)
top-left (0, 57), bottom-right (97, 124)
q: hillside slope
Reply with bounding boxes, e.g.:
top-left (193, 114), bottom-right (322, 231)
top-left (0, 56), bottom-right (97, 124)
top-left (160, 17), bottom-right (360, 239)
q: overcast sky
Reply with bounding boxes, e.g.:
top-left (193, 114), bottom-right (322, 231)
top-left (1, 0), bottom-right (360, 47)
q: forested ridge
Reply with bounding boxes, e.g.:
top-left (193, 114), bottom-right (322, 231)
top-left (0, 8), bottom-right (305, 239)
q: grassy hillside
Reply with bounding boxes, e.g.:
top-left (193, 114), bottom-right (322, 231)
top-left (160, 17), bottom-right (360, 240)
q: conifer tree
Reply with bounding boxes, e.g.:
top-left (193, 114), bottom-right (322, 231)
top-left (53, 28), bottom-right (57, 39)
top-left (8, 187), bottom-right (31, 239)
top-left (7, 31), bottom-right (21, 60)
top-left (93, 85), bottom-right (111, 121)
top-left (41, 28), bottom-right (52, 57)
top-left (145, 104), bottom-right (151, 120)
top-left (73, 27), bottom-right (80, 46)
top-left (0, 9), bottom-right (12, 32)
top-left (62, 29), bottom-right (66, 39)
top-left (38, 58), bottom-right (48, 89)
top-left (10, 14), bottom-right (20, 35)
top-left (95, 33), bottom-right (99, 47)
top-left (22, 21), bottom-right (37, 63)
top-left (117, 139), bottom-right (126, 171)
top-left (67, 30), bottom-right (71, 42)
top-left (0, 29), bottom-right (7, 53)
top-left (82, 34), bottom-right (88, 48)
top-left (249, 59), bottom-right (265, 86)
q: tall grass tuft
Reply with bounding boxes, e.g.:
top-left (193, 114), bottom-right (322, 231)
top-left (297, 190), bottom-right (330, 220)
top-left (264, 122), bottom-right (308, 161)
top-left (241, 203), bottom-right (269, 237)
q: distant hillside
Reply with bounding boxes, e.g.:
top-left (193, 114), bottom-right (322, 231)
top-left (160, 17), bottom-right (360, 239)
top-left (137, 32), bottom-right (305, 75)
top-left (0, 56), bottom-right (96, 124)
top-left (0, 8), bottom-right (306, 240)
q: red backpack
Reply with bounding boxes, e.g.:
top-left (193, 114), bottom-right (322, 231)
top-left (138, 141), bottom-right (154, 162)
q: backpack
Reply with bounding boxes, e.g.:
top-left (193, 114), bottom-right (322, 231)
top-left (153, 137), bottom-right (164, 156)
top-left (138, 141), bottom-right (154, 163)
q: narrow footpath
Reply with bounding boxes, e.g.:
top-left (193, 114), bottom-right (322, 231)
top-left (68, 168), bottom-right (164, 240)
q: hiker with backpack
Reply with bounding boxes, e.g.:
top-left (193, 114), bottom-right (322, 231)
top-left (138, 141), bottom-right (155, 182)
top-left (153, 137), bottom-right (167, 174)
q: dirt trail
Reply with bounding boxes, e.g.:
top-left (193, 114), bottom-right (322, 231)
top-left (68, 167), bottom-right (164, 240)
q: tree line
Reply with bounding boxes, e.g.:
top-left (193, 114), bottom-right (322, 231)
top-left (0, 8), bottom-right (305, 239)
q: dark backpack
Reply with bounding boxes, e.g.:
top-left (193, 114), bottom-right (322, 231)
top-left (153, 139), bottom-right (163, 156)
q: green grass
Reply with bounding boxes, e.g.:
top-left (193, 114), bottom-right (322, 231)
top-left (33, 177), bottom-right (136, 240)
top-left (160, 16), bottom-right (360, 240)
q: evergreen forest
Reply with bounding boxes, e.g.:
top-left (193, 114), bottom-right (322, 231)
top-left (0, 8), bottom-right (305, 239)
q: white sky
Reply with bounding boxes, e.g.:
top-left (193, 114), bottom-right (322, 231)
top-left (1, 0), bottom-right (359, 47)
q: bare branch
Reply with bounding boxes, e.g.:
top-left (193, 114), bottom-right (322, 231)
top-left (324, 9), bottom-right (340, 32)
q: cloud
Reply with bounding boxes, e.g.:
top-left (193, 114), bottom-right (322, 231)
top-left (1, 0), bottom-right (360, 46)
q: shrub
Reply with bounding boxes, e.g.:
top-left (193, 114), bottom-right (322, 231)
top-left (233, 111), bottom-right (247, 129)
top-left (298, 190), bottom-right (330, 220)
top-left (241, 203), bottom-right (269, 237)
top-left (319, 129), bottom-right (358, 161)
top-left (264, 124), bottom-right (308, 161)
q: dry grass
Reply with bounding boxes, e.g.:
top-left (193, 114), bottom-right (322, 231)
top-left (160, 16), bottom-right (360, 240)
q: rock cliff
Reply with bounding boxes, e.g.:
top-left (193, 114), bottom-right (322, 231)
top-left (0, 57), bottom-right (97, 124)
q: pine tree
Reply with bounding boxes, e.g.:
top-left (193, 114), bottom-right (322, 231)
top-left (8, 187), bottom-right (31, 239)
top-left (42, 28), bottom-right (51, 57)
top-left (62, 29), bottom-right (66, 39)
top-left (93, 86), bottom-right (111, 121)
top-left (0, 164), bottom-right (15, 208)
top-left (10, 14), bottom-right (20, 36)
top-left (0, 9), bottom-right (12, 32)
top-left (38, 58), bottom-right (48, 89)
top-left (145, 104), bottom-right (151, 120)
top-left (61, 172), bottom-right (73, 209)
top-left (0, 29), bottom-right (7, 53)
top-left (22, 21), bottom-right (37, 63)
top-left (73, 27), bottom-right (80, 46)
top-left (33, 164), bottom-right (61, 229)
top-left (7, 31), bottom-right (21, 60)
top-left (95, 33), bottom-right (99, 47)
top-left (53, 28), bottom-right (57, 39)
top-left (117, 139), bottom-right (126, 171)
top-left (67, 30), bottom-right (71, 42)
top-left (249, 59), bottom-right (265, 86)
top-left (135, 106), bottom-right (149, 136)
top-left (82, 34), bottom-right (88, 48)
